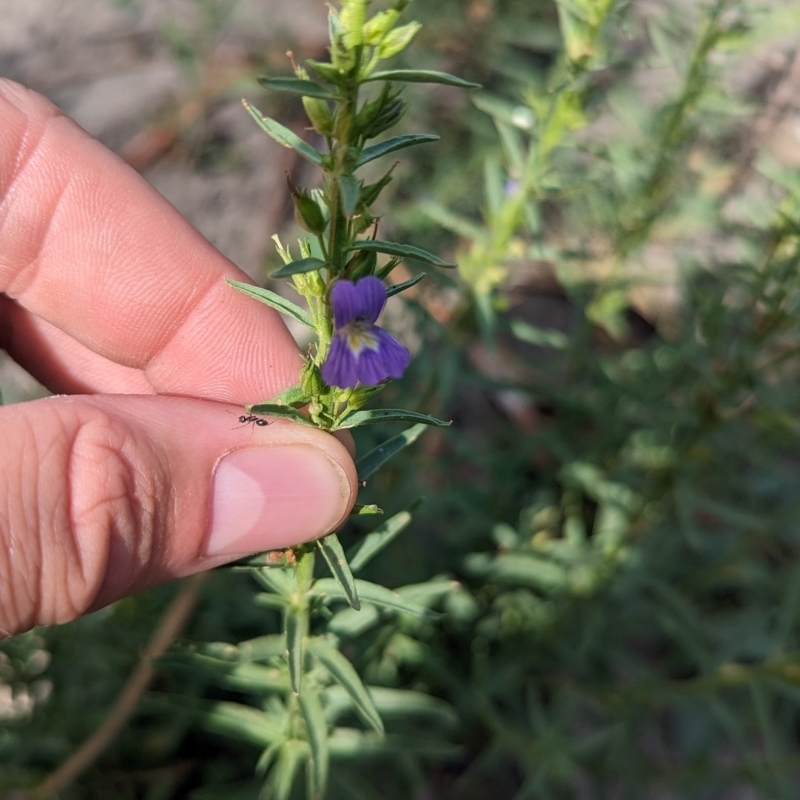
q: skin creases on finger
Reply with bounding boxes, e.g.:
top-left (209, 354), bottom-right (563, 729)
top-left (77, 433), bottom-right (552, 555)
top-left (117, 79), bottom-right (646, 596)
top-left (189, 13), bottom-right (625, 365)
top-left (0, 79), bottom-right (300, 404)
top-left (0, 296), bottom-right (156, 395)
top-left (0, 394), bottom-right (358, 635)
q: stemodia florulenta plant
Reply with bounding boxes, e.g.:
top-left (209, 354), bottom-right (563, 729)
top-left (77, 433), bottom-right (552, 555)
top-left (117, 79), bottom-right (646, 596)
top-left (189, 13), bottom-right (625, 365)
top-left (198, 3), bottom-right (478, 795)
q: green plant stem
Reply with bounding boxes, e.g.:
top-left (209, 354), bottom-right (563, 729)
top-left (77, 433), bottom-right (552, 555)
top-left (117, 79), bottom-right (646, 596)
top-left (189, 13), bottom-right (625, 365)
top-left (313, 78), bottom-right (361, 372)
top-left (616, 0), bottom-right (729, 256)
top-left (327, 75), bottom-right (360, 273)
top-left (326, 173), bottom-right (349, 273)
top-left (294, 544), bottom-right (316, 598)
top-left (459, 4), bottom-right (616, 304)
top-left (290, 544), bottom-right (315, 683)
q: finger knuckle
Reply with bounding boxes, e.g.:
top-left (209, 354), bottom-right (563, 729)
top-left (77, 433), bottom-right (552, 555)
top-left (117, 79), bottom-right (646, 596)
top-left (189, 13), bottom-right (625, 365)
top-left (67, 411), bottom-right (171, 611)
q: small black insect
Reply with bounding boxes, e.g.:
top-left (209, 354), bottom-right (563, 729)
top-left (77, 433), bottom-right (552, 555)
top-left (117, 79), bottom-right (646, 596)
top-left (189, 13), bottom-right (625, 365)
top-left (230, 412), bottom-right (270, 430)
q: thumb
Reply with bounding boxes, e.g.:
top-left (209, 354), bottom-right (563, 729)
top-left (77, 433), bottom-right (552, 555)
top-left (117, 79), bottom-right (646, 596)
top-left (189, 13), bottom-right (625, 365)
top-left (0, 394), bottom-right (357, 636)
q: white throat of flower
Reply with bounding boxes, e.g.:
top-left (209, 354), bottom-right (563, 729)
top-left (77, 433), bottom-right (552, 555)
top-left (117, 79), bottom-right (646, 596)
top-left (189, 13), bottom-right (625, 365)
top-left (342, 319), bottom-right (380, 354)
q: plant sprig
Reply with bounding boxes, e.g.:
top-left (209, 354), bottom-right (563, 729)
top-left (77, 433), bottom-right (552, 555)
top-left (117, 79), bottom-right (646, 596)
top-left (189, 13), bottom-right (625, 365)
top-left (219, 4), bottom-right (475, 797)
top-left (229, 0), bottom-right (476, 433)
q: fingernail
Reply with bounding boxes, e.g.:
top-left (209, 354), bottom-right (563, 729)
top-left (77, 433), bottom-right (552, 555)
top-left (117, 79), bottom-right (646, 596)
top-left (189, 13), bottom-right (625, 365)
top-left (205, 445), bottom-right (349, 556)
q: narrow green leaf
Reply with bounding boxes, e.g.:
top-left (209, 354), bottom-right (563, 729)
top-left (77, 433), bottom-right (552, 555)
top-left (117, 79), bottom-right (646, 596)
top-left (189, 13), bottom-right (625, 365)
top-left (464, 552), bottom-right (569, 593)
top-left (510, 319), bottom-right (569, 349)
top-left (327, 603), bottom-right (380, 637)
top-left (495, 119), bottom-right (526, 172)
top-left (359, 167), bottom-right (395, 207)
top-left (186, 698), bottom-right (285, 747)
top-left (273, 740), bottom-right (308, 800)
top-left (246, 403), bottom-right (317, 427)
top-left (328, 728), bottom-right (460, 759)
top-left (237, 634), bottom-right (286, 662)
top-left (285, 611), bottom-right (304, 694)
top-left (306, 58), bottom-right (346, 85)
top-left (307, 637), bottom-right (384, 733)
top-left (299, 685), bottom-right (330, 797)
top-left (243, 100), bottom-right (325, 166)
top-left (316, 533), bottom-right (361, 610)
top-left (207, 661), bottom-right (288, 693)
top-left (398, 579), bottom-right (458, 607)
top-left (311, 578), bottom-right (436, 618)
top-left (265, 384), bottom-right (312, 408)
top-left (350, 504), bottom-right (383, 515)
top-left (227, 279), bottom-right (313, 328)
top-left (192, 641), bottom-right (239, 661)
top-left (420, 200), bottom-right (487, 241)
top-left (356, 134), bottom-right (440, 167)
top-left (348, 511), bottom-right (412, 573)
top-left (258, 76), bottom-right (338, 100)
top-left (472, 93), bottom-right (534, 132)
top-left (347, 239), bottom-right (456, 268)
top-left (364, 69), bottom-right (481, 89)
top-left (324, 685), bottom-right (458, 727)
top-left (339, 174), bottom-right (361, 217)
top-left (333, 409), bottom-right (451, 431)
top-left (356, 423), bottom-right (428, 480)
top-left (270, 257), bottom-right (327, 279)
top-left (386, 272), bottom-right (426, 297)
top-left (252, 593), bottom-right (290, 611)
top-left (252, 567), bottom-right (295, 597)
top-left (256, 742), bottom-right (281, 779)
top-left (369, 688), bottom-right (458, 726)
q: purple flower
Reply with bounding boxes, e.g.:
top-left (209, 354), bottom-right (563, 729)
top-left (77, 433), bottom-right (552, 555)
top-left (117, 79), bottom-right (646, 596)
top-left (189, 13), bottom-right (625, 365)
top-left (321, 276), bottom-right (411, 389)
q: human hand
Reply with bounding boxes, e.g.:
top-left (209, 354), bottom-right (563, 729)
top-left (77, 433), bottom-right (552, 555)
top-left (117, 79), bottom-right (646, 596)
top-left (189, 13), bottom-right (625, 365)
top-left (0, 80), bottom-right (358, 637)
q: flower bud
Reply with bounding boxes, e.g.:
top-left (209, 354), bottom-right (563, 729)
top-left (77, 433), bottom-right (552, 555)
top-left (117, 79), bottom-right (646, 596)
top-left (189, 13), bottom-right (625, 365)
top-left (302, 96), bottom-right (334, 136)
top-left (357, 90), bottom-right (406, 139)
top-left (341, 0), bottom-right (367, 50)
top-left (306, 269), bottom-right (327, 297)
top-left (292, 187), bottom-right (327, 235)
top-left (359, 167), bottom-right (395, 208)
top-left (352, 212), bottom-right (376, 235)
top-left (307, 58), bottom-right (346, 85)
top-left (334, 105), bottom-right (353, 143)
top-left (308, 400), bottom-right (334, 427)
top-left (347, 384), bottom-right (383, 410)
top-left (378, 21), bottom-right (421, 59)
top-left (363, 10), bottom-right (400, 45)
top-left (300, 359), bottom-right (325, 397)
top-left (354, 84), bottom-right (389, 135)
top-left (373, 98), bottom-right (406, 138)
top-left (346, 249), bottom-right (378, 281)
top-left (329, 11), bottom-right (357, 72)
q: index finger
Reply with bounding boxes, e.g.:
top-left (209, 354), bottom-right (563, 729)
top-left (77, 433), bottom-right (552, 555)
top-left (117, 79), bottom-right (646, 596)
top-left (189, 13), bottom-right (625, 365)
top-left (0, 79), bottom-right (300, 403)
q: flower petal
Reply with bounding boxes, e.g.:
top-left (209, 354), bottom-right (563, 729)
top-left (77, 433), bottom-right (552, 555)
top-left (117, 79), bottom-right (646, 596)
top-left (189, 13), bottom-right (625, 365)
top-left (354, 328), bottom-right (410, 385)
top-left (356, 347), bottom-right (390, 385)
top-left (352, 276), bottom-right (387, 324)
top-left (330, 280), bottom-right (361, 329)
top-left (374, 328), bottom-right (411, 378)
top-left (330, 276), bottom-right (387, 329)
top-left (321, 334), bottom-right (360, 388)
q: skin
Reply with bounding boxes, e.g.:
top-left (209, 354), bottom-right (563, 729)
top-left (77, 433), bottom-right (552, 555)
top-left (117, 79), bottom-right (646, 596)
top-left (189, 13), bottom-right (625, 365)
top-left (0, 79), bottom-right (358, 637)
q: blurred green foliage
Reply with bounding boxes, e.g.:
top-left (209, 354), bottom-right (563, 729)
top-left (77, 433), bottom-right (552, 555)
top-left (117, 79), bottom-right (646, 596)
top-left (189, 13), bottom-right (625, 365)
top-left (6, 0), bottom-right (800, 798)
